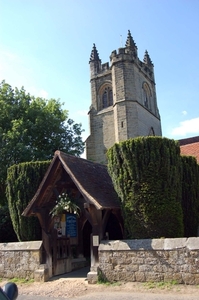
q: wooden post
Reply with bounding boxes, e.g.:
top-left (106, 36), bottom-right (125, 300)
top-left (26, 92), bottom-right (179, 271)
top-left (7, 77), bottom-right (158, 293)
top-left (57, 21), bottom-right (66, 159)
top-left (42, 229), bottom-right (53, 278)
top-left (84, 204), bottom-right (102, 272)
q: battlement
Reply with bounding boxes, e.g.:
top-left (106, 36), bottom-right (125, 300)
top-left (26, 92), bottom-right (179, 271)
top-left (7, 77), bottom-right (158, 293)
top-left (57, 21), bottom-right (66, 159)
top-left (138, 60), bottom-right (154, 79)
top-left (90, 31), bottom-right (153, 80)
top-left (110, 47), bottom-right (133, 58)
top-left (101, 62), bottom-right (110, 72)
top-left (110, 47), bottom-right (154, 79)
top-left (110, 47), bottom-right (136, 60)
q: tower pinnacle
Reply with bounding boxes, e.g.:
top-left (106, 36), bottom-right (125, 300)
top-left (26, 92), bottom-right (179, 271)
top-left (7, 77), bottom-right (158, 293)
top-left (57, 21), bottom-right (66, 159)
top-left (125, 30), bottom-right (137, 48)
top-left (89, 44), bottom-right (101, 62)
top-left (125, 30), bottom-right (137, 57)
top-left (144, 50), bottom-right (153, 66)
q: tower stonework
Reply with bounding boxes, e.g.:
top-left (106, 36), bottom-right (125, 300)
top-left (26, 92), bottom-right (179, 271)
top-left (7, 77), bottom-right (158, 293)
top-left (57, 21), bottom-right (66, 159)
top-left (86, 30), bottom-right (162, 164)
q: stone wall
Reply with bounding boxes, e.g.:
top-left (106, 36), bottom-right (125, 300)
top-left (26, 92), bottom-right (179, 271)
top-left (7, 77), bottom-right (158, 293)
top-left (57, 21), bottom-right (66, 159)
top-left (98, 238), bottom-right (199, 285)
top-left (0, 241), bottom-right (48, 282)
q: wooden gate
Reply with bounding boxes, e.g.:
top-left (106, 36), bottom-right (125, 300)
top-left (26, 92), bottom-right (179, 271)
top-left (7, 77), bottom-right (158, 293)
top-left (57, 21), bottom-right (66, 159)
top-left (52, 230), bottom-right (72, 276)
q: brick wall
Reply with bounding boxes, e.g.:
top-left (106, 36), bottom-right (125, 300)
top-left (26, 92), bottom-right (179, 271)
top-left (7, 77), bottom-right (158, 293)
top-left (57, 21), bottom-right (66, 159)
top-left (98, 238), bottom-right (199, 285)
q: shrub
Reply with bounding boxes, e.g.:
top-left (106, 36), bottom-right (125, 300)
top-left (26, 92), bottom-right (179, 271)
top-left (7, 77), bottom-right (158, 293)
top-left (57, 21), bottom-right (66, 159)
top-left (6, 161), bottom-right (50, 241)
top-left (181, 155), bottom-right (199, 237)
top-left (107, 137), bottom-right (184, 238)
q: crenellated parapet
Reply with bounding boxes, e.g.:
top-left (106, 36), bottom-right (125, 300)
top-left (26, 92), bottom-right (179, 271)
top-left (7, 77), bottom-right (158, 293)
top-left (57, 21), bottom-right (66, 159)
top-left (90, 30), bottom-right (154, 81)
top-left (101, 62), bottom-right (110, 72)
top-left (110, 47), bottom-right (138, 66)
top-left (110, 31), bottom-right (154, 81)
top-left (138, 58), bottom-right (154, 81)
top-left (110, 30), bottom-right (137, 61)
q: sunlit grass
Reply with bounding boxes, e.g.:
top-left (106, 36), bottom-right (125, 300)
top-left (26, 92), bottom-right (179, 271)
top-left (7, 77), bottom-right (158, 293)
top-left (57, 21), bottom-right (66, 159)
top-left (6, 278), bottom-right (34, 284)
top-left (143, 280), bottom-right (178, 289)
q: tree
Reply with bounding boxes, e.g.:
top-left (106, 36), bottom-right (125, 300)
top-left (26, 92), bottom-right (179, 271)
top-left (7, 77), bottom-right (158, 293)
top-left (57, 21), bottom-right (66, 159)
top-left (0, 80), bottom-right (84, 242)
top-left (0, 80), bottom-right (84, 204)
top-left (107, 137), bottom-right (184, 239)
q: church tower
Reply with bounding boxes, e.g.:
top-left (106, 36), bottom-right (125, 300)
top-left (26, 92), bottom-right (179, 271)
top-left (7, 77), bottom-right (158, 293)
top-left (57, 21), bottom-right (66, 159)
top-left (86, 30), bottom-right (162, 164)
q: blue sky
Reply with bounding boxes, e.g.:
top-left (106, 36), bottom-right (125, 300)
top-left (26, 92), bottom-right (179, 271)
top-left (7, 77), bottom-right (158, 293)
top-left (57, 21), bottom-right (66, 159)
top-left (0, 0), bottom-right (199, 149)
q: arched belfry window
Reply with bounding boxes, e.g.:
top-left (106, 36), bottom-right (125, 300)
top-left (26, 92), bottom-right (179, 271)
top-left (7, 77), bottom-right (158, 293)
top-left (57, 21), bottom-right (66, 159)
top-left (102, 90), bottom-right (108, 108)
top-left (109, 89), bottom-right (113, 106)
top-left (99, 84), bottom-right (113, 110)
top-left (148, 127), bottom-right (155, 136)
top-left (142, 82), bottom-right (151, 110)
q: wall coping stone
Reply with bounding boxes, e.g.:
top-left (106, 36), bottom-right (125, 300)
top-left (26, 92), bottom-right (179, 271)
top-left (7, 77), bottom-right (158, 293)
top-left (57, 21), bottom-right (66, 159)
top-left (99, 237), bottom-right (199, 251)
top-left (163, 238), bottom-right (187, 250)
top-left (0, 241), bottom-right (42, 251)
top-left (186, 237), bottom-right (199, 250)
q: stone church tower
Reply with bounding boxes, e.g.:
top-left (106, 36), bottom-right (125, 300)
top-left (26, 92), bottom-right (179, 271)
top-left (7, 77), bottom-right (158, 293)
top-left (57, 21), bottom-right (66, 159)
top-left (86, 30), bottom-right (162, 164)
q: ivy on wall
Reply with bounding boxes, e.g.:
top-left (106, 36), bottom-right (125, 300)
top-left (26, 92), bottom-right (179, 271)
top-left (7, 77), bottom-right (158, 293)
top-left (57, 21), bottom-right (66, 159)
top-left (6, 161), bottom-right (50, 241)
top-left (107, 137), bottom-right (184, 239)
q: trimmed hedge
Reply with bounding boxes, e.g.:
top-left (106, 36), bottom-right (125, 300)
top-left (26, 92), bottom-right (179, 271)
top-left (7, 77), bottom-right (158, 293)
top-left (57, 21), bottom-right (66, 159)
top-left (181, 155), bottom-right (199, 237)
top-left (6, 161), bottom-right (50, 241)
top-left (107, 137), bottom-right (184, 239)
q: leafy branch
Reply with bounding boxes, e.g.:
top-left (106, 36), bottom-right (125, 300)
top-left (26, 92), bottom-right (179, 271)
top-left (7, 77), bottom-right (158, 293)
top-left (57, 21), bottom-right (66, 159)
top-left (50, 193), bottom-right (80, 217)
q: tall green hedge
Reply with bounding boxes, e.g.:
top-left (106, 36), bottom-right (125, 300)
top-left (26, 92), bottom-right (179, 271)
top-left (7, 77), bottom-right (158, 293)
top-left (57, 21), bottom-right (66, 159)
top-left (6, 161), bottom-right (50, 241)
top-left (0, 205), bottom-right (17, 242)
top-left (181, 155), bottom-right (199, 237)
top-left (107, 137), bottom-right (184, 239)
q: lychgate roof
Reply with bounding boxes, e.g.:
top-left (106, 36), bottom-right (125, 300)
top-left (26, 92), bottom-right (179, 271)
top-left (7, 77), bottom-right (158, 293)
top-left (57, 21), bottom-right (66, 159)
top-left (23, 151), bottom-right (120, 217)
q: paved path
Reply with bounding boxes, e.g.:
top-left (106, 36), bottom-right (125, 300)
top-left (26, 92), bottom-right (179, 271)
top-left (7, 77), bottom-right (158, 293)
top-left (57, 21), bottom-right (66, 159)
top-left (68, 292), bottom-right (199, 300)
top-left (17, 267), bottom-right (199, 300)
top-left (18, 291), bottom-right (199, 300)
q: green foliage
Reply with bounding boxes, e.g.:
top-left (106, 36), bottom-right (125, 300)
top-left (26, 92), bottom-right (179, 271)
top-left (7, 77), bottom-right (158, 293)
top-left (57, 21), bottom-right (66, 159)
top-left (0, 80), bottom-right (85, 205)
top-left (107, 136), bottom-right (184, 239)
top-left (0, 80), bottom-right (84, 242)
top-left (181, 155), bottom-right (199, 237)
top-left (6, 161), bottom-right (50, 241)
top-left (0, 204), bottom-right (17, 242)
top-left (97, 269), bottom-right (121, 286)
top-left (8, 278), bottom-right (34, 284)
top-left (143, 280), bottom-right (178, 289)
top-left (50, 192), bottom-right (81, 217)
top-left (97, 269), bottom-right (109, 284)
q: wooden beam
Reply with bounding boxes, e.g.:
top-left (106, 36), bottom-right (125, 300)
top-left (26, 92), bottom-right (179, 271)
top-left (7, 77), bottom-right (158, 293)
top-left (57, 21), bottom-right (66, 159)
top-left (102, 209), bottom-right (111, 238)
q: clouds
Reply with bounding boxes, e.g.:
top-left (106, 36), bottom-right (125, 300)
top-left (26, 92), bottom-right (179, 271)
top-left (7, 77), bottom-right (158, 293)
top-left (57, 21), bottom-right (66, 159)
top-left (171, 117), bottom-right (199, 137)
